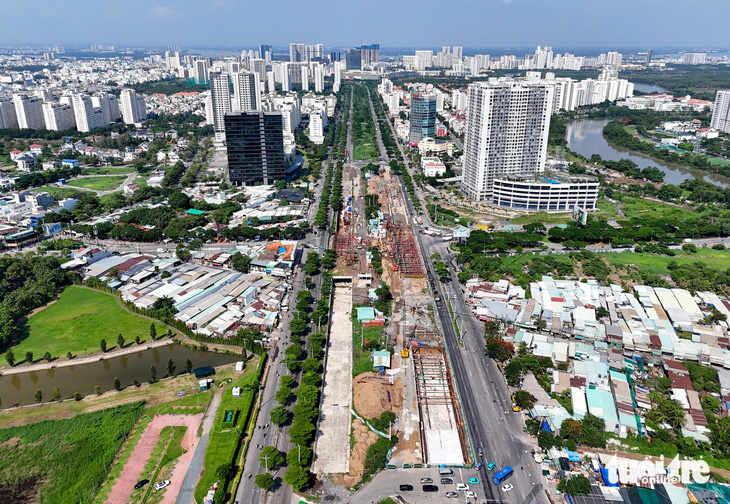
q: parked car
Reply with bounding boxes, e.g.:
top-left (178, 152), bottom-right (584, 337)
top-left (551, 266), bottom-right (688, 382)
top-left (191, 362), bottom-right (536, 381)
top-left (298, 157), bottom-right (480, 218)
top-left (487, 461), bottom-right (496, 471)
top-left (423, 484), bottom-right (439, 492)
top-left (154, 480), bottom-right (171, 491)
top-left (502, 484), bottom-right (514, 492)
top-left (420, 478), bottom-right (433, 484)
top-left (468, 478), bottom-right (480, 485)
top-left (399, 484), bottom-right (413, 491)
top-left (446, 491), bottom-right (459, 498)
top-left (441, 478), bottom-right (453, 485)
top-left (134, 479), bottom-right (149, 490)
top-left (456, 483), bottom-right (469, 491)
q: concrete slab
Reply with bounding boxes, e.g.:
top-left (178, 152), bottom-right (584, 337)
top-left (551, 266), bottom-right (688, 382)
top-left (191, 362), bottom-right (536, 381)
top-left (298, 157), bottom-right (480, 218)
top-left (313, 285), bottom-right (353, 474)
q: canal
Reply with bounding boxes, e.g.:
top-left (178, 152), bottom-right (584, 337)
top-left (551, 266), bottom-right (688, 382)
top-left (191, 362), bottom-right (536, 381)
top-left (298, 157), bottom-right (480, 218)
top-left (0, 344), bottom-right (237, 408)
top-left (565, 118), bottom-right (729, 187)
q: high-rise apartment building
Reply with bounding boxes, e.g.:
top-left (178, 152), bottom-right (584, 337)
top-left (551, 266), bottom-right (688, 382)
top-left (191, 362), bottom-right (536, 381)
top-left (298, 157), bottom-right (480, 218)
top-left (711, 90), bottom-right (730, 134)
top-left (120, 89), bottom-right (147, 124)
top-left (345, 49), bottom-right (361, 70)
top-left (42, 102), bottom-right (75, 131)
top-left (645, 49), bottom-right (653, 65)
top-left (259, 44), bottom-right (272, 62)
top-left (0, 99), bottom-right (19, 129)
top-left (305, 44), bottom-right (324, 62)
top-left (224, 111), bottom-right (286, 185)
top-left (72, 94), bottom-right (105, 132)
top-left (289, 43), bottom-right (305, 62)
top-left (409, 93), bottom-right (437, 144)
top-left (209, 72), bottom-right (231, 140)
top-left (359, 44), bottom-right (380, 66)
top-left (333, 61), bottom-right (342, 93)
top-left (313, 63), bottom-right (325, 93)
top-left (460, 81), bottom-right (554, 202)
top-left (301, 65), bottom-right (310, 91)
top-left (92, 93), bottom-right (121, 124)
top-left (682, 52), bottom-right (707, 65)
top-left (231, 71), bottom-right (261, 111)
top-left (13, 95), bottom-right (45, 130)
top-left (193, 59), bottom-right (210, 84)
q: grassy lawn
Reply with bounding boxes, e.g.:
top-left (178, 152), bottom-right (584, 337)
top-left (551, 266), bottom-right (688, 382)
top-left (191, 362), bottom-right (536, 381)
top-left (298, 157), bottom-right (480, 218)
top-left (135, 176), bottom-right (149, 188)
top-left (0, 401), bottom-right (144, 504)
top-left (83, 166), bottom-right (135, 176)
top-left (31, 185), bottom-right (86, 199)
top-left (351, 305), bottom-right (385, 377)
top-left (10, 286), bottom-right (168, 362)
top-left (194, 359), bottom-right (260, 503)
top-left (353, 142), bottom-right (378, 161)
top-left (595, 197), bottom-right (619, 220)
top-left (708, 156), bottom-right (730, 167)
top-left (619, 196), bottom-right (695, 221)
top-left (66, 175), bottom-right (128, 191)
top-left (510, 211), bottom-right (572, 225)
top-left (602, 247), bottom-right (730, 275)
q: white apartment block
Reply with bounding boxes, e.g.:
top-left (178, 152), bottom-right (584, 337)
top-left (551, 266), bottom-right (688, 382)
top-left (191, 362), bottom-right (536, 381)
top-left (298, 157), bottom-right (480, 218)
top-left (92, 93), bottom-right (121, 124)
top-left (231, 71), bottom-right (261, 111)
top-left (460, 81), bottom-right (554, 202)
top-left (72, 94), bottom-right (105, 132)
top-left (13, 95), bottom-right (45, 129)
top-left (313, 64), bottom-right (325, 93)
top-left (209, 71), bottom-right (231, 139)
top-left (301, 64), bottom-right (310, 91)
top-left (308, 107), bottom-right (325, 144)
top-left (711, 90), bottom-right (730, 134)
top-left (120, 89), bottom-right (147, 124)
top-left (42, 102), bottom-right (75, 131)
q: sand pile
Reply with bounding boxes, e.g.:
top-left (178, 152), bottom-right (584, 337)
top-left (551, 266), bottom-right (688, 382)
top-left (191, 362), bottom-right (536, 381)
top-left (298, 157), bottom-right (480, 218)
top-left (353, 373), bottom-right (402, 419)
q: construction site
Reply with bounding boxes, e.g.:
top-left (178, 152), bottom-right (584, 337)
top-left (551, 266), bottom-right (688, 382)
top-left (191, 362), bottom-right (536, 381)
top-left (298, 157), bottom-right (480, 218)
top-left (315, 160), bottom-right (469, 486)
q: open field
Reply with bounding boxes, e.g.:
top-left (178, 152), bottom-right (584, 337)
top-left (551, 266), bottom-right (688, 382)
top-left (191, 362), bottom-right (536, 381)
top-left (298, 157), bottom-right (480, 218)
top-left (601, 247), bottom-right (730, 275)
top-left (0, 401), bottom-right (144, 504)
top-left (83, 166), bottom-right (135, 176)
top-left (11, 286), bottom-right (167, 361)
top-left (353, 141), bottom-right (378, 161)
top-left (595, 198), bottom-right (619, 220)
top-left (31, 185), bottom-right (86, 199)
top-left (194, 360), bottom-right (260, 503)
top-left (708, 156), bottom-right (730, 167)
top-left (619, 196), bottom-right (695, 221)
top-left (66, 175), bottom-right (128, 191)
top-left (352, 305), bottom-right (384, 377)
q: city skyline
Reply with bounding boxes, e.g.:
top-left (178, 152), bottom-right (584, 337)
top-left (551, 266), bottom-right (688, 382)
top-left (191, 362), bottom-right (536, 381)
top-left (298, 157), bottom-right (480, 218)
top-left (3, 0), bottom-right (730, 49)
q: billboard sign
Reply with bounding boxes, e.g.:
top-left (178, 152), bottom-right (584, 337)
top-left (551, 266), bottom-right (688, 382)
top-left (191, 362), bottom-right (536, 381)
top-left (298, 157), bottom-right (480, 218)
top-left (573, 205), bottom-right (588, 227)
top-left (453, 227), bottom-right (470, 239)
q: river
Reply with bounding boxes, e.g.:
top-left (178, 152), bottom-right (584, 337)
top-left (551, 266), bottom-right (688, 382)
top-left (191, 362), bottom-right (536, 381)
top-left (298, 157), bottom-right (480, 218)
top-left (565, 118), bottom-right (729, 187)
top-left (0, 344), bottom-right (237, 408)
top-left (632, 83), bottom-right (671, 94)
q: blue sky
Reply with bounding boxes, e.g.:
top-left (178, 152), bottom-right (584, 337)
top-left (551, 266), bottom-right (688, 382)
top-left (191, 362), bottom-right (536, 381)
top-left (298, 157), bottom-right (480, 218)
top-left (2, 0), bottom-right (729, 50)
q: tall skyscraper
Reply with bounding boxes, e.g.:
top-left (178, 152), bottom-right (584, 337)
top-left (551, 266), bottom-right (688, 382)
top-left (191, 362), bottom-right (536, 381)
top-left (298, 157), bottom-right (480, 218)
top-left (301, 64), bottom-right (310, 91)
top-left (711, 90), bottom-right (730, 134)
top-left (645, 49), bottom-right (653, 65)
top-left (120, 89), bottom-right (147, 124)
top-left (333, 61), bottom-right (342, 93)
top-left (289, 43), bottom-right (305, 62)
top-left (345, 49), bottom-right (361, 70)
top-left (209, 72), bottom-right (231, 141)
top-left (409, 93), bottom-right (437, 144)
top-left (231, 71), bottom-right (261, 111)
top-left (193, 59), bottom-right (210, 84)
top-left (42, 102), bottom-right (75, 131)
top-left (259, 44), bottom-right (272, 62)
top-left (224, 111), bottom-right (286, 185)
top-left (13, 95), bottom-right (45, 130)
top-left (71, 94), bottom-right (106, 132)
top-left (460, 81), bottom-right (554, 202)
top-left (0, 99), bottom-right (18, 129)
top-left (92, 93), bottom-right (120, 124)
top-left (359, 44), bottom-right (380, 67)
top-left (313, 63), bottom-right (325, 93)
top-left (305, 44), bottom-right (324, 61)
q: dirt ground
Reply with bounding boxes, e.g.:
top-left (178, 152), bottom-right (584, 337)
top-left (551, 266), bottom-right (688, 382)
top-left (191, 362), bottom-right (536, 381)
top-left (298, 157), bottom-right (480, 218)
top-left (332, 418), bottom-right (380, 487)
top-left (353, 373), bottom-right (402, 419)
top-left (104, 413), bottom-right (203, 504)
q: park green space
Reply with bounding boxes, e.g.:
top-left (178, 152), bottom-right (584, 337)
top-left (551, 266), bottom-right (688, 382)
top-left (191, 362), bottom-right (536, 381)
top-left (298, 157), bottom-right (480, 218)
top-left (66, 175), bottom-right (127, 191)
top-left (10, 286), bottom-right (167, 362)
top-left (194, 358), bottom-right (261, 503)
top-left (0, 401), bottom-right (144, 504)
top-left (601, 247), bottom-right (730, 275)
top-left (708, 157), bottom-right (730, 167)
top-left (31, 185), bottom-right (86, 199)
top-left (618, 196), bottom-right (695, 221)
top-left (83, 166), bottom-right (135, 176)
top-left (353, 141), bottom-right (378, 161)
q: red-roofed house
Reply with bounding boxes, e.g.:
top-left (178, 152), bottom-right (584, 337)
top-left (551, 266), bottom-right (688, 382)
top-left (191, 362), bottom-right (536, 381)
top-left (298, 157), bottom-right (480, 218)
top-left (29, 144), bottom-right (42, 155)
top-left (9, 150), bottom-right (23, 161)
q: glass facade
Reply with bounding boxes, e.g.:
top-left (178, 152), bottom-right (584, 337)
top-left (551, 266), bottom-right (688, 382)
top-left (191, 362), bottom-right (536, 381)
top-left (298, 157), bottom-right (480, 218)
top-left (409, 93), bottom-right (437, 144)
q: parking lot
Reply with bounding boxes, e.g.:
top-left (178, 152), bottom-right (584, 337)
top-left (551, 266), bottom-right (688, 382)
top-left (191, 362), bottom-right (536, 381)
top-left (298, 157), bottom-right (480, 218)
top-left (349, 466), bottom-right (489, 504)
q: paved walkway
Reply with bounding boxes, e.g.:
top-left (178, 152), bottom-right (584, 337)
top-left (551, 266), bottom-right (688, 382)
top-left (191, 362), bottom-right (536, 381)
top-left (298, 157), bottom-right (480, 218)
top-left (104, 413), bottom-right (203, 504)
top-left (175, 389), bottom-right (223, 504)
